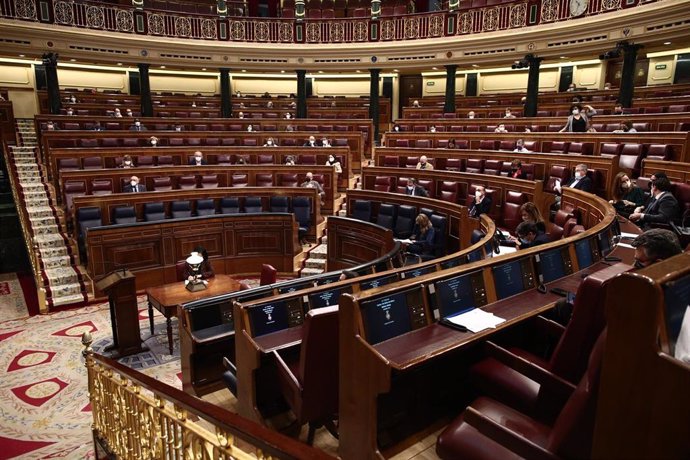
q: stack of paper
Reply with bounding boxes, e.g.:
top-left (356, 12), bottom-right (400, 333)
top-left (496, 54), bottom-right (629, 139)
top-left (445, 309), bottom-right (506, 333)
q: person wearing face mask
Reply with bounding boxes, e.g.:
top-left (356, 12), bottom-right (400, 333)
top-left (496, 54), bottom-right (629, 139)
top-left (469, 185), bottom-right (492, 218)
top-left (325, 154), bottom-right (342, 173)
top-left (113, 108), bottom-right (122, 118)
top-left (174, 125), bottom-right (184, 132)
top-left (149, 136), bottom-right (159, 147)
top-left (129, 119), bottom-right (147, 131)
top-left (503, 108), bottom-right (516, 119)
top-left (284, 155), bottom-right (296, 166)
top-left (66, 108), bottom-right (74, 116)
top-left (247, 124), bottom-right (255, 132)
top-left (45, 121), bottom-right (58, 131)
top-left (188, 151), bottom-right (207, 166)
top-left (447, 138), bottom-right (457, 149)
top-left (393, 124), bottom-right (401, 132)
top-left (416, 155), bottom-right (434, 170)
top-left (513, 221), bottom-right (549, 249)
top-left (238, 111), bottom-right (245, 119)
top-left (612, 120), bottom-right (637, 133)
top-left (91, 121), bottom-right (104, 131)
top-left (494, 123), bottom-right (508, 133)
top-left (629, 174), bottom-right (679, 229)
top-left (430, 125), bottom-right (437, 133)
top-left (404, 178), bottom-right (428, 197)
top-left (300, 172), bottom-right (325, 204)
top-left (513, 139), bottom-right (530, 153)
top-left (559, 104), bottom-right (589, 133)
top-left (412, 100), bottom-right (420, 108)
top-left (284, 112), bottom-right (292, 119)
top-left (508, 159), bottom-right (527, 179)
top-left (123, 176), bottom-right (146, 193)
top-left (555, 163), bottom-right (592, 196)
top-left (264, 137), bottom-right (278, 147)
top-left (321, 137), bottom-right (332, 148)
top-left (609, 172), bottom-right (644, 218)
top-left (467, 111), bottom-right (476, 119)
top-left (119, 155), bottom-right (134, 168)
top-left (69, 95), bottom-right (77, 103)
top-left (612, 103), bottom-right (624, 115)
top-left (304, 136), bottom-right (318, 147)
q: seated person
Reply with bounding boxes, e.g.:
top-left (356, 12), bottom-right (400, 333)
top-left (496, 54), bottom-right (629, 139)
top-left (393, 124), bottom-right (401, 132)
top-left (113, 108), bottom-right (122, 118)
top-left (66, 108), bottom-right (74, 116)
top-left (184, 246), bottom-right (215, 281)
top-left (447, 138), bottom-right (457, 149)
top-left (412, 100), bottom-right (420, 108)
top-left (612, 120), bottom-right (637, 133)
top-left (149, 136), bottom-right (159, 147)
top-left (629, 174), bottom-right (679, 229)
top-left (416, 155), bottom-right (434, 170)
top-left (504, 107), bottom-right (516, 119)
top-left (513, 138), bottom-right (530, 153)
top-left (429, 125), bottom-right (437, 133)
top-left (325, 154), bottom-right (342, 173)
top-left (519, 202), bottom-right (547, 232)
top-left (120, 155), bottom-right (134, 168)
top-left (408, 214), bottom-right (435, 256)
top-left (246, 124), bottom-right (255, 132)
top-left (304, 135), bottom-right (318, 147)
top-left (404, 178), bottom-right (428, 197)
top-left (123, 175), bottom-right (146, 193)
top-left (188, 151), bottom-right (207, 166)
top-left (321, 137), bottom-right (332, 147)
top-left (467, 111), bottom-right (476, 119)
top-left (514, 221), bottom-right (549, 249)
top-left (469, 185), bottom-right (492, 218)
top-left (554, 163), bottom-right (592, 194)
top-left (125, 108), bottom-right (133, 117)
top-left (45, 121), bottom-right (58, 131)
top-left (508, 159), bottom-right (527, 179)
top-left (300, 172), bottom-right (325, 202)
top-left (494, 123), bottom-right (508, 133)
top-left (284, 155), bottom-right (296, 166)
top-left (264, 137), bottom-right (278, 147)
top-left (92, 121), bottom-right (105, 131)
top-left (609, 172), bottom-right (644, 218)
top-left (237, 111), bottom-right (245, 119)
top-left (129, 119), bottom-right (146, 131)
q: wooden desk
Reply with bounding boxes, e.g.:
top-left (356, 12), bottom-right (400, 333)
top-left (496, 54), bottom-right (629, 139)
top-left (146, 274), bottom-right (241, 354)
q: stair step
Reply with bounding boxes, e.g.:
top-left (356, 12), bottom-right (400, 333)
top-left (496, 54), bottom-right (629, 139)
top-left (50, 292), bottom-right (86, 307)
top-left (304, 258), bottom-right (327, 269)
top-left (300, 267), bottom-right (324, 277)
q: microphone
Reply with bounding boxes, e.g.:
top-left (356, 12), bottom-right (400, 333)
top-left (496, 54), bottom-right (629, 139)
top-left (533, 254), bottom-right (547, 294)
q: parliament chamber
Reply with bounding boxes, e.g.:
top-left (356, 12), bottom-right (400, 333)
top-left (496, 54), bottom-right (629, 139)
top-left (1, 0), bottom-right (690, 457)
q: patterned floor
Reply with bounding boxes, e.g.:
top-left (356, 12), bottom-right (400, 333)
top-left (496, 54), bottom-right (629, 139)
top-left (0, 273), bottom-right (30, 322)
top-left (0, 296), bottom-right (181, 459)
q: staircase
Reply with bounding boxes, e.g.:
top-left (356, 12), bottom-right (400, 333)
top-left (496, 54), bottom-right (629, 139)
top-left (9, 119), bottom-right (87, 310)
top-left (300, 237), bottom-right (328, 277)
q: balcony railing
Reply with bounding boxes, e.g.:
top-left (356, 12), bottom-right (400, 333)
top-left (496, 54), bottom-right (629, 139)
top-left (0, 0), bottom-right (656, 44)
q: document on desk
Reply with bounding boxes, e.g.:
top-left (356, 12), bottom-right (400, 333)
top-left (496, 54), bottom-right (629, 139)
top-left (394, 238), bottom-right (414, 244)
top-left (444, 308), bottom-right (506, 333)
top-left (620, 232), bottom-right (638, 239)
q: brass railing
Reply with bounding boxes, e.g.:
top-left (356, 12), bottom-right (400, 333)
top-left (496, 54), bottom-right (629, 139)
top-left (82, 332), bottom-right (334, 460)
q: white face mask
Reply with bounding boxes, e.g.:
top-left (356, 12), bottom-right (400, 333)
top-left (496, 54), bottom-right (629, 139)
top-left (267, 141), bottom-right (273, 146)
top-left (575, 172), bottom-right (583, 180)
top-left (394, 126), bottom-right (399, 131)
top-left (124, 160), bottom-right (132, 166)
top-left (151, 139), bottom-right (157, 146)
top-left (195, 156), bottom-right (202, 162)
top-left (175, 127), bottom-right (182, 131)
top-left (469, 114), bottom-right (475, 119)
top-left (247, 126), bottom-right (252, 131)
top-left (130, 180), bottom-right (137, 187)
top-left (135, 122), bottom-right (140, 127)
top-left (430, 127), bottom-right (436, 132)
top-left (475, 191), bottom-right (483, 199)
top-left (572, 109), bottom-right (579, 115)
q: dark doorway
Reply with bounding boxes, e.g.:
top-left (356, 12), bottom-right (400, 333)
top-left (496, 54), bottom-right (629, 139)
top-left (607, 58), bottom-right (649, 87)
top-left (674, 53), bottom-right (690, 84)
top-left (399, 74), bottom-right (422, 118)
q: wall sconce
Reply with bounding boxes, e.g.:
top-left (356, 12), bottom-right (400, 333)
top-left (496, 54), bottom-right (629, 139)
top-left (449, 0), bottom-right (460, 12)
top-left (371, 0), bottom-right (381, 19)
top-left (217, 0), bottom-right (227, 18)
top-left (131, 0), bottom-right (144, 10)
top-left (295, 0), bottom-right (305, 21)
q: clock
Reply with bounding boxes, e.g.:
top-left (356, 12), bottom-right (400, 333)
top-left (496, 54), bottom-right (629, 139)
top-left (570, 0), bottom-right (588, 17)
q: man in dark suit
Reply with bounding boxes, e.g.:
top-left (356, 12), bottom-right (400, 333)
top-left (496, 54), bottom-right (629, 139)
top-left (129, 119), bottom-right (147, 131)
top-left (556, 163), bottom-right (592, 194)
top-left (514, 221), bottom-right (550, 249)
top-left (469, 185), bottom-right (492, 217)
top-left (123, 176), bottom-right (146, 193)
top-left (629, 174), bottom-right (679, 229)
top-left (404, 178), bottom-right (428, 197)
top-left (304, 135), bottom-right (318, 147)
top-left (188, 151), bottom-right (207, 166)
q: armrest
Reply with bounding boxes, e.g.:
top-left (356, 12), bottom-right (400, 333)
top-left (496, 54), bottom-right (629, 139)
top-left (533, 315), bottom-right (566, 340)
top-left (272, 350), bottom-right (302, 409)
top-left (485, 341), bottom-right (576, 401)
top-left (222, 357), bottom-right (236, 374)
top-left (463, 407), bottom-right (560, 460)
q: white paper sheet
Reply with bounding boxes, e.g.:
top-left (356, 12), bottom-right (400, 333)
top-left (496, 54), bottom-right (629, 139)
top-left (445, 309), bottom-right (506, 333)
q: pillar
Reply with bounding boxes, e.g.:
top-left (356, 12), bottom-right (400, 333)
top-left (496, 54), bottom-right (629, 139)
top-left (43, 53), bottom-right (61, 115)
top-left (443, 64), bottom-right (457, 114)
top-left (369, 68), bottom-right (381, 144)
top-left (138, 63), bottom-right (153, 117)
top-left (524, 55), bottom-right (543, 118)
top-left (296, 70), bottom-right (307, 118)
top-left (619, 44), bottom-right (643, 108)
top-left (220, 68), bottom-right (232, 118)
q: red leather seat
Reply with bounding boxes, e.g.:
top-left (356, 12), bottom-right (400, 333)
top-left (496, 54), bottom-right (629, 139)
top-left (64, 180), bottom-right (86, 209)
top-left (618, 143), bottom-right (644, 178)
top-left (437, 331), bottom-right (608, 460)
top-left (483, 160), bottom-right (502, 176)
top-left (259, 264), bottom-right (277, 286)
top-left (299, 154), bottom-right (316, 165)
top-left (256, 173), bottom-right (274, 187)
top-left (418, 179), bottom-right (434, 198)
top-left (415, 139), bottom-right (431, 148)
top-left (136, 155), bottom-right (154, 167)
top-left (545, 165), bottom-right (571, 194)
top-left (645, 144), bottom-right (671, 161)
top-left (58, 158), bottom-right (80, 171)
top-left (157, 155), bottom-right (173, 166)
top-left (479, 140), bottom-right (497, 150)
top-left (383, 156), bottom-right (399, 167)
top-left (374, 176), bottom-right (394, 192)
top-left (274, 307), bottom-right (339, 445)
top-left (200, 175), bottom-right (219, 189)
top-left (178, 175), bottom-right (197, 189)
top-left (279, 173), bottom-right (299, 187)
top-left (445, 158), bottom-right (462, 171)
top-left (673, 182), bottom-right (690, 218)
top-left (405, 156), bottom-right (419, 169)
top-left (548, 141), bottom-right (569, 154)
top-left (548, 209), bottom-right (576, 240)
top-left (600, 143), bottom-right (622, 157)
top-left (465, 159), bottom-right (484, 174)
top-left (567, 142), bottom-right (593, 155)
top-left (501, 191), bottom-right (527, 232)
top-left (217, 154), bottom-right (232, 165)
top-left (498, 140), bottom-right (515, 151)
top-left (153, 176), bottom-right (173, 191)
top-left (231, 174), bottom-right (248, 187)
top-left (395, 139), bottom-right (409, 147)
top-left (91, 179), bottom-right (113, 196)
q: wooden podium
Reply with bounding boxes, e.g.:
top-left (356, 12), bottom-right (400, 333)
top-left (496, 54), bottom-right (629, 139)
top-left (96, 269), bottom-right (145, 358)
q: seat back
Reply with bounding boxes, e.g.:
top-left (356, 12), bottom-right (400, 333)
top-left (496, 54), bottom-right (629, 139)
top-left (270, 196), bottom-right (290, 213)
top-left (297, 306), bottom-right (340, 422)
top-left (231, 174), bottom-right (248, 187)
top-left (374, 176), bottom-right (394, 192)
top-left (220, 197), bottom-right (240, 214)
top-left (112, 206), bottom-right (137, 224)
top-left (83, 157), bottom-right (103, 169)
top-left (600, 143), bottom-right (622, 157)
top-left (136, 155), bottom-right (154, 167)
top-left (91, 179), bottom-right (113, 196)
top-left (479, 140), bottom-right (497, 150)
top-left (394, 205), bottom-right (416, 238)
top-left (618, 143), bottom-right (644, 177)
top-left (144, 202), bottom-right (166, 221)
top-left (58, 158), bottom-right (80, 171)
top-left (76, 206), bottom-right (102, 238)
top-left (260, 264), bottom-right (277, 286)
top-left (465, 158), bottom-right (484, 174)
top-left (376, 203), bottom-right (396, 230)
top-left (502, 191), bottom-right (527, 232)
top-left (352, 200), bottom-right (372, 222)
top-left (153, 176), bottom-right (173, 191)
top-left (549, 141), bottom-right (570, 154)
top-left (429, 214), bottom-right (447, 257)
top-left (178, 175), bottom-right (197, 189)
top-left (171, 200), bottom-right (192, 218)
top-left (292, 196), bottom-right (312, 228)
top-left (64, 180), bottom-right (87, 209)
top-left (244, 196), bottom-right (263, 213)
top-left (196, 198), bottom-right (216, 216)
top-left (279, 173), bottom-right (299, 187)
top-left (483, 160), bottom-right (502, 176)
top-left (645, 144), bottom-right (671, 161)
top-left (545, 165), bottom-right (571, 193)
top-left (383, 156), bottom-right (399, 167)
top-left (439, 181), bottom-right (459, 204)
